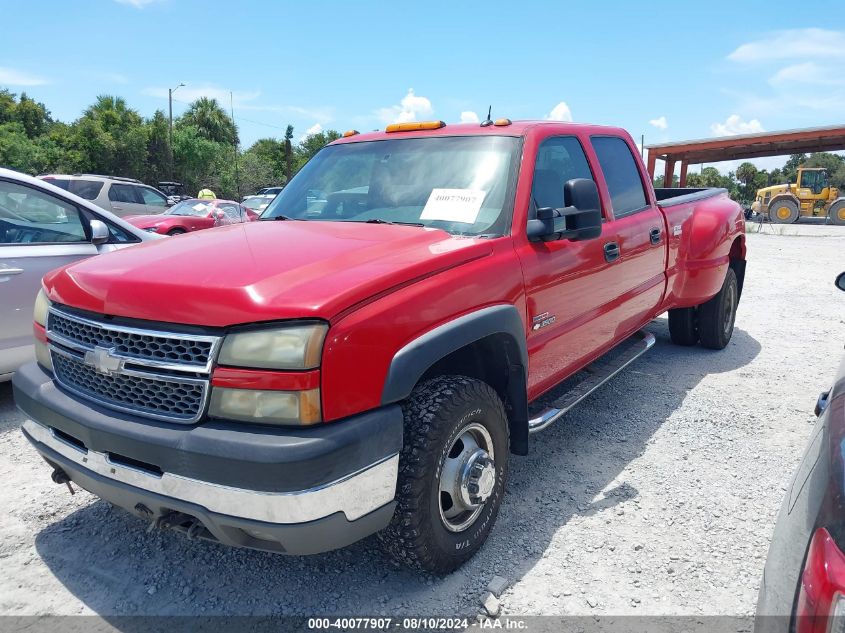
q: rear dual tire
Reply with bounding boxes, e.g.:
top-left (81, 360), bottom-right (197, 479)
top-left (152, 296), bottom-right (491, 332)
top-left (379, 375), bottom-right (509, 574)
top-left (668, 268), bottom-right (738, 350)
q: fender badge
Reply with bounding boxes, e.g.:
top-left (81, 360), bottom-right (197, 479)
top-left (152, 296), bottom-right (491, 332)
top-left (531, 312), bottom-right (556, 331)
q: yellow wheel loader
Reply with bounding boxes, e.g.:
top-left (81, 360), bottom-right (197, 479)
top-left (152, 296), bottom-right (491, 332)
top-left (751, 167), bottom-right (845, 225)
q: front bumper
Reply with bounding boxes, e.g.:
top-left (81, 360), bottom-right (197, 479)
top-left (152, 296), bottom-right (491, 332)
top-left (13, 362), bottom-right (403, 554)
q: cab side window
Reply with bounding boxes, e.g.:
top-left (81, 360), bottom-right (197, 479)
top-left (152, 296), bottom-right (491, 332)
top-left (530, 136), bottom-right (594, 216)
top-left (591, 136), bottom-right (648, 218)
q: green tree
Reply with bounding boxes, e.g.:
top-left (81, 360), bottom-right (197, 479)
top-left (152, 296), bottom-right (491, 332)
top-left (284, 124), bottom-right (294, 183)
top-left (782, 154), bottom-right (806, 183)
top-left (75, 95), bottom-right (148, 177)
top-left (177, 97), bottom-right (238, 146)
top-left (171, 124), bottom-right (223, 196)
top-left (736, 162), bottom-right (758, 203)
top-left (15, 92), bottom-right (51, 138)
top-left (246, 138), bottom-right (286, 184)
top-left (0, 89), bottom-right (17, 124)
top-left (144, 110), bottom-right (171, 184)
top-left (294, 130), bottom-right (341, 172)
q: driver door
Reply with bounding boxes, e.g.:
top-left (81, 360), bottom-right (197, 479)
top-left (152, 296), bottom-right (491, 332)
top-left (0, 178), bottom-right (98, 376)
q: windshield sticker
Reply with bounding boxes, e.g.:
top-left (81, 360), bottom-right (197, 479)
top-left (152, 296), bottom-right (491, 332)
top-left (192, 203), bottom-right (208, 211)
top-left (420, 189), bottom-right (486, 224)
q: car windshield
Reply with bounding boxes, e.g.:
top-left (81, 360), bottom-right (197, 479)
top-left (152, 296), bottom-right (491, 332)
top-left (262, 135), bottom-right (520, 236)
top-left (167, 200), bottom-right (212, 216)
top-left (243, 196), bottom-right (270, 210)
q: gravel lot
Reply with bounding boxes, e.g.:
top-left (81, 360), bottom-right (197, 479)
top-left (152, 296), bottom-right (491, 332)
top-left (1, 228), bottom-right (844, 619)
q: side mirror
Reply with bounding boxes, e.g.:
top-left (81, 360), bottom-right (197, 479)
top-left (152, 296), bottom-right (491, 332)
top-left (215, 211), bottom-right (226, 221)
top-left (836, 272), bottom-right (845, 292)
top-left (526, 178), bottom-right (603, 242)
top-left (90, 219), bottom-right (109, 245)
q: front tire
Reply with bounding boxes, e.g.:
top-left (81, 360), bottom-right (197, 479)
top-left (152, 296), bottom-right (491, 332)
top-left (378, 375), bottom-right (509, 574)
top-left (167, 228), bottom-right (187, 236)
top-left (769, 199), bottom-right (799, 224)
top-left (697, 268), bottom-right (738, 350)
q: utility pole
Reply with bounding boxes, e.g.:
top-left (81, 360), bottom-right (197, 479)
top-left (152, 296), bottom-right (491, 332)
top-left (168, 82), bottom-right (185, 180)
top-left (230, 91), bottom-right (241, 199)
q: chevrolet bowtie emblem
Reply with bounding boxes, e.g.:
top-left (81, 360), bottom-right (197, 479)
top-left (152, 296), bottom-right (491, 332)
top-left (83, 346), bottom-right (125, 375)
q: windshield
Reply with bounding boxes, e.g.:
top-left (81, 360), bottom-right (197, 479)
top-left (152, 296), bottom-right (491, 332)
top-left (262, 135), bottom-right (520, 236)
top-left (167, 200), bottom-right (212, 217)
top-left (243, 196), bottom-right (272, 210)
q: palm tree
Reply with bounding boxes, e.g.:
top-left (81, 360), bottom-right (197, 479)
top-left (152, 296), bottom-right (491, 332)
top-left (178, 97), bottom-right (238, 146)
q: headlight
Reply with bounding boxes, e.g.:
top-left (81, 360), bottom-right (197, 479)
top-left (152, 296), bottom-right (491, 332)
top-left (145, 227), bottom-right (160, 233)
top-left (209, 387), bottom-right (321, 426)
top-left (219, 323), bottom-right (327, 370)
top-left (34, 288), bottom-right (51, 326)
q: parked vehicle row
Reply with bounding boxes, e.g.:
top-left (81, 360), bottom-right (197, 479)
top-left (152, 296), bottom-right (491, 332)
top-left (11, 119), bottom-right (746, 574)
top-left (126, 198), bottom-right (257, 236)
top-left (0, 168), bottom-right (158, 382)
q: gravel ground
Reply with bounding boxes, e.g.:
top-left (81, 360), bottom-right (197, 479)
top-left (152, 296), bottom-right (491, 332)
top-left (1, 229), bottom-right (844, 619)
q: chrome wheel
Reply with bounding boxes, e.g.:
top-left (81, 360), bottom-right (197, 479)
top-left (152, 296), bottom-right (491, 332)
top-left (438, 422), bottom-right (496, 533)
top-left (723, 280), bottom-right (737, 337)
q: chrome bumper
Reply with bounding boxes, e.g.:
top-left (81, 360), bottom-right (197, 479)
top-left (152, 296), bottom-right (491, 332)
top-left (23, 418), bottom-right (398, 524)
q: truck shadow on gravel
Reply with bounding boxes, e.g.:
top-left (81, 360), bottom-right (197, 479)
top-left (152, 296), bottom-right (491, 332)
top-left (32, 318), bottom-right (761, 620)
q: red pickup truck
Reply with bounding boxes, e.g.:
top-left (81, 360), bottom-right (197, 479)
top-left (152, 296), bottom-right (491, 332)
top-left (13, 120), bottom-right (745, 574)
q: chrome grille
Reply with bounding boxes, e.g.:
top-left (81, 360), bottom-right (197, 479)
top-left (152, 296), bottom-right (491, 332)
top-left (52, 351), bottom-right (206, 422)
top-left (46, 307), bottom-right (220, 424)
top-left (48, 310), bottom-right (214, 369)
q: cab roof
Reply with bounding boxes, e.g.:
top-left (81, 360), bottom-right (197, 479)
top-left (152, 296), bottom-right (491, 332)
top-left (330, 120), bottom-right (630, 145)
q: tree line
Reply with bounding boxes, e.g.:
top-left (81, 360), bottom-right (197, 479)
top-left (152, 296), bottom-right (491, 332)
top-left (0, 89), bottom-right (340, 200)
top-left (3, 88), bottom-right (844, 205)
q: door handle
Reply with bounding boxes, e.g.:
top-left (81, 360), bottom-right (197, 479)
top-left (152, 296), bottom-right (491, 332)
top-left (603, 242), bottom-right (620, 263)
top-left (0, 267), bottom-right (24, 276)
top-left (112, 205), bottom-right (123, 211)
top-left (649, 227), bottom-right (662, 245)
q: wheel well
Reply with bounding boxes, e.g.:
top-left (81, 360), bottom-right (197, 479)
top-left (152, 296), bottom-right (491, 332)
top-left (729, 236), bottom-right (746, 300)
top-left (420, 333), bottom-right (529, 456)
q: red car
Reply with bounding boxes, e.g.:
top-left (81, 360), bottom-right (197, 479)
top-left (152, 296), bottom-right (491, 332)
top-left (125, 198), bottom-right (257, 236)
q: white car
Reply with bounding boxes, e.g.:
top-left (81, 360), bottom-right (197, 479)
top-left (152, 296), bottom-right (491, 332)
top-left (241, 194), bottom-right (276, 215)
top-left (0, 168), bottom-right (160, 381)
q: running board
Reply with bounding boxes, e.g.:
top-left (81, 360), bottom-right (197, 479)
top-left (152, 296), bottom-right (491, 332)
top-left (527, 330), bottom-right (656, 434)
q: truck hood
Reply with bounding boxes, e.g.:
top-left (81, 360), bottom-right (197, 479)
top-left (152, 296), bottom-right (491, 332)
top-left (44, 221), bottom-right (492, 326)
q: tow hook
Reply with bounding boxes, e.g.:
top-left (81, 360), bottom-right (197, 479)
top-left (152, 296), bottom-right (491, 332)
top-left (146, 510), bottom-right (195, 533)
top-left (50, 467), bottom-right (75, 495)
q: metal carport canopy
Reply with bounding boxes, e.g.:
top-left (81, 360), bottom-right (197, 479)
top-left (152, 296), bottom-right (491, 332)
top-left (645, 124), bottom-right (845, 186)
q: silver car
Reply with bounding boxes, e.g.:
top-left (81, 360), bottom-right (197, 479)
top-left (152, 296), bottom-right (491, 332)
top-left (0, 168), bottom-right (159, 381)
top-left (39, 174), bottom-right (171, 218)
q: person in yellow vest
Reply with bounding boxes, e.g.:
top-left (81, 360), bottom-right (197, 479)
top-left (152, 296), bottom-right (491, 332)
top-left (197, 188), bottom-right (216, 200)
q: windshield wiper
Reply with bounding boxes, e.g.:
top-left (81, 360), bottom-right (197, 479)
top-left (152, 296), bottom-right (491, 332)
top-left (360, 219), bottom-right (425, 227)
top-left (260, 214), bottom-right (298, 221)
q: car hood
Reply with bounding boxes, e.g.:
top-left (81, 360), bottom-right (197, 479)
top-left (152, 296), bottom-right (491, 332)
top-left (124, 214), bottom-right (175, 228)
top-left (44, 221), bottom-right (492, 326)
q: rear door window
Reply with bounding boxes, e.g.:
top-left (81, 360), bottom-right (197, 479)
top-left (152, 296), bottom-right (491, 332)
top-left (591, 136), bottom-right (649, 218)
top-left (108, 184), bottom-right (140, 204)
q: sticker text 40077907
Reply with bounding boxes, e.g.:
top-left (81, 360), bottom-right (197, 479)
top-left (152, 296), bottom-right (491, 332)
top-left (420, 189), bottom-right (486, 224)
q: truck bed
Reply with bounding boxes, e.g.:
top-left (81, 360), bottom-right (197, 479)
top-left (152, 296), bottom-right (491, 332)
top-left (654, 187), bottom-right (729, 207)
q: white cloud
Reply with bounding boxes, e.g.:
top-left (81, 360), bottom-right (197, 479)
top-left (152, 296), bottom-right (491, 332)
top-left (0, 67), bottom-right (48, 86)
top-left (375, 89), bottom-right (434, 124)
top-left (649, 116), bottom-right (668, 130)
top-left (769, 62), bottom-right (845, 87)
top-left (545, 101), bottom-right (573, 122)
top-left (299, 123), bottom-right (323, 142)
top-left (143, 85), bottom-right (261, 108)
top-left (727, 28), bottom-right (845, 63)
top-left (114, 0), bottom-right (163, 7)
top-left (710, 114), bottom-right (765, 137)
top-left (460, 111), bottom-right (479, 123)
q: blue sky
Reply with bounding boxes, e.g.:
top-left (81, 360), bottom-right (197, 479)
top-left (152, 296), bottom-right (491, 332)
top-left (2, 0), bottom-right (844, 172)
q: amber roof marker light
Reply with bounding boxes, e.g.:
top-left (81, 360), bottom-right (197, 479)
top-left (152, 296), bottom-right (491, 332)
top-left (342, 129), bottom-right (359, 137)
top-left (493, 118), bottom-right (512, 126)
top-left (385, 121), bottom-right (446, 133)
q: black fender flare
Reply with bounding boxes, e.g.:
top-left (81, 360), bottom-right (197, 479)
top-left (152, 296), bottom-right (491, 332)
top-left (380, 305), bottom-right (530, 455)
